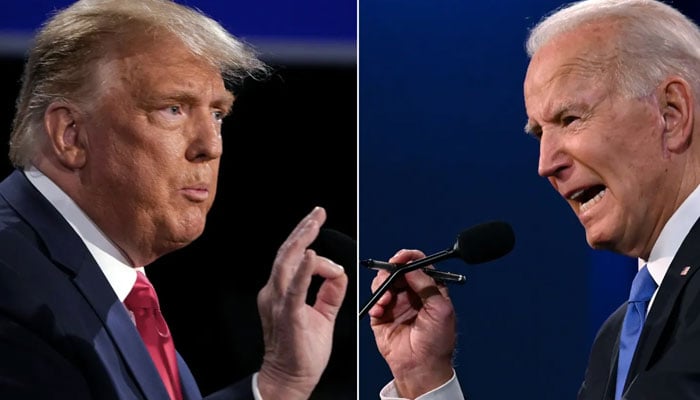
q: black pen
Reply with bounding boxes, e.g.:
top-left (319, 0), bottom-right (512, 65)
top-left (361, 259), bottom-right (466, 285)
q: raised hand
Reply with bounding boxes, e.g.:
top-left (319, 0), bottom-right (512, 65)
top-left (256, 206), bottom-right (349, 399)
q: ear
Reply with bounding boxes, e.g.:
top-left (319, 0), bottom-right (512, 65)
top-left (659, 77), bottom-right (694, 154)
top-left (44, 102), bottom-right (87, 169)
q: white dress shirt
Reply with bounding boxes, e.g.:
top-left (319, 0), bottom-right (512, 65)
top-left (641, 183), bottom-right (700, 311)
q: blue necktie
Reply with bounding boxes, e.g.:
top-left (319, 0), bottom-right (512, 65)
top-left (615, 265), bottom-right (657, 400)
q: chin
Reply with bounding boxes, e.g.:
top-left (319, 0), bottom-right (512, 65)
top-left (165, 221), bottom-right (206, 250)
top-left (182, 223), bottom-right (206, 243)
top-left (164, 230), bottom-right (203, 252)
top-left (584, 228), bottom-right (616, 252)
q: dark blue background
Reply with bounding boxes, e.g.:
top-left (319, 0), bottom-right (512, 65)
top-left (0, 1), bottom-right (356, 42)
top-left (359, 1), bottom-right (700, 399)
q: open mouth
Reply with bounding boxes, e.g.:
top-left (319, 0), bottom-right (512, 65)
top-left (569, 185), bottom-right (606, 212)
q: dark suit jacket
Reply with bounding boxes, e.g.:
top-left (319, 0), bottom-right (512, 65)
top-left (0, 170), bottom-right (254, 400)
top-left (578, 216), bottom-right (700, 399)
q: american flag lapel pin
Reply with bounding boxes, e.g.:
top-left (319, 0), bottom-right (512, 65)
top-left (681, 266), bottom-right (691, 276)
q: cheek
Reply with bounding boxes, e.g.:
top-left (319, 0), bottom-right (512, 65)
top-left (109, 127), bottom-right (181, 169)
top-left (91, 135), bottom-right (176, 203)
top-left (594, 132), bottom-right (663, 205)
top-left (591, 111), bottom-right (658, 166)
top-left (609, 100), bottom-right (662, 152)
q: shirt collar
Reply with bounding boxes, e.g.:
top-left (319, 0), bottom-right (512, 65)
top-left (640, 183), bottom-right (700, 287)
top-left (23, 166), bottom-right (140, 301)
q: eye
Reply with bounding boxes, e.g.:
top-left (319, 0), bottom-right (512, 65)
top-left (562, 115), bottom-right (579, 126)
top-left (156, 104), bottom-right (186, 124)
top-left (212, 110), bottom-right (224, 123)
top-left (159, 105), bottom-right (184, 117)
top-left (168, 105), bottom-right (182, 115)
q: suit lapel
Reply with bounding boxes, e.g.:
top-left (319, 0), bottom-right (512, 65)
top-left (177, 353), bottom-right (203, 400)
top-left (580, 303), bottom-right (625, 400)
top-left (0, 170), bottom-right (172, 399)
top-left (627, 217), bottom-right (700, 388)
top-left (604, 316), bottom-right (623, 399)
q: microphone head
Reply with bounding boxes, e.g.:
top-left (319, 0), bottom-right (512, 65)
top-left (454, 221), bottom-right (515, 264)
top-left (310, 228), bottom-right (357, 272)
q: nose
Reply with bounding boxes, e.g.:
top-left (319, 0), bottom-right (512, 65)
top-left (537, 131), bottom-right (570, 178)
top-left (186, 108), bottom-right (223, 162)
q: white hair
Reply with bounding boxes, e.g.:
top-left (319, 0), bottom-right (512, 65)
top-left (526, 0), bottom-right (700, 98)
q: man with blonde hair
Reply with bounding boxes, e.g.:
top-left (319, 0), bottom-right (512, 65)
top-left (0, 1), bottom-right (348, 399)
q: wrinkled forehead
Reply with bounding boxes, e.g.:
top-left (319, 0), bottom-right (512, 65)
top-left (523, 24), bottom-right (623, 135)
top-left (88, 33), bottom-right (230, 102)
top-left (104, 30), bottom-right (216, 74)
top-left (525, 23), bottom-right (619, 99)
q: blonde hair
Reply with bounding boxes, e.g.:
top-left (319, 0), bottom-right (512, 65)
top-left (10, 0), bottom-right (268, 167)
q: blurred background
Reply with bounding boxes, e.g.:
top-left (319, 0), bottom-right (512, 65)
top-left (359, 0), bottom-right (700, 399)
top-left (0, 1), bottom-right (356, 399)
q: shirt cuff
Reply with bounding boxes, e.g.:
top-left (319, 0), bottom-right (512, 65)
top-left (252, 372), bottom-right (263, 400)
top-left (379, 369), bottom-right (465, 400)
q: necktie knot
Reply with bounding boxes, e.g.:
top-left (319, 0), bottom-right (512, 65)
top-left (628, 265), bottom-right (657, 303)
top-left (124, 272), bottom-right (161, 311)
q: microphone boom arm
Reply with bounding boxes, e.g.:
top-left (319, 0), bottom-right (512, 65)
top-left (358, 247), bottom-right (456, 319)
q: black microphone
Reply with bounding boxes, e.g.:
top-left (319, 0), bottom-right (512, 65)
top-left (358, 221), bottom-right (515, 319)
top-left (310, 228), bottom-right (356, 272)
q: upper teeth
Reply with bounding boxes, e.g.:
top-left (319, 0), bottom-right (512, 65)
top-left (569, 189), bottom-right (585, 201)
top-left (580, 188), bottom-right (606, 212)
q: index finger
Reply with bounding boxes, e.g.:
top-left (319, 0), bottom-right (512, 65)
top-left (269, 206), bottom-right (327, 290)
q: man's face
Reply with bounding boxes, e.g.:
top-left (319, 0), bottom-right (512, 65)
top-left (78, 36), bottom-right (234, 265)
top-left (523, 24), bottom-right (673, 258)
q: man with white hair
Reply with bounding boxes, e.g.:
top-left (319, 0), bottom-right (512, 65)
top-left (368, 0), bottom-right (700, 398)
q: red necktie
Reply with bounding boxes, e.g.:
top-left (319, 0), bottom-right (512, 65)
top-left (124, 272), bottom-right (183, 400)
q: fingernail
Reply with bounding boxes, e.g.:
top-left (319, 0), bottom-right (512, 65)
top-left (330, 260), bottom-right (344, 271)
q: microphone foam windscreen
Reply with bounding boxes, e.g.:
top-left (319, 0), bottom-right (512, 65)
top-left (456, 221), bottom-right (515, 264)
top-left (310, 228), bottom-right (357, 272)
